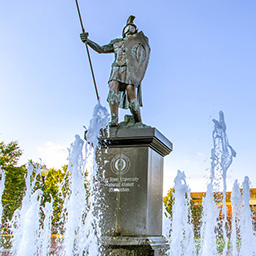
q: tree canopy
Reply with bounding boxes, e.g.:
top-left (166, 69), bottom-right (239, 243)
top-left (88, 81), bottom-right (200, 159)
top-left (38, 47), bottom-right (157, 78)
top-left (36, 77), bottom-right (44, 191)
top-left (0, 141), bottom-right (26, 224)
top-left (0, 141), bottom-right (23, 168)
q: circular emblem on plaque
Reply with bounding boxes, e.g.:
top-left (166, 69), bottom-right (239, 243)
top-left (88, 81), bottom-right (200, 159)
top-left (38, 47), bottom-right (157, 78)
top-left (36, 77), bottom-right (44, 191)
top-left (110, 154), bottom-right (131, 175)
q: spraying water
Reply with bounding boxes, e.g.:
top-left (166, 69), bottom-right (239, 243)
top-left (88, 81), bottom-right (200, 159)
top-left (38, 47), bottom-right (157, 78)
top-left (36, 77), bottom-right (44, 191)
top-left (199, 111), bottom-right (236, 255)
top-left (40, 199), bottom-right (54, 255)
top-left (0, 101), bottom-right (109, 255)
top-left (10, 162), bottom-right (50, 256)
top-left (240, 176), bottom-right (256, 256)
top-left (169, 170), bottom-right (195, 256)
top-left (215, 112), bottom-right (236, 254)
top-left (0, 169), bottom-right (5, 227)
top-left (165, 111), bottom-right (256, 256)
top-left (230, 179), bottom-right (241, 256)
top-left (58, 134), bottom-right (88, 256)
top-left (86, 101), bottom-right (110, 147)
top-left (199, 182), bottom-right (219, 256)
top-left (57, 101), bottom-right (109, 255)
top-left (1, 106), bottom-right (256, 255)
top-left (80, 101), bottom-right (109, 255)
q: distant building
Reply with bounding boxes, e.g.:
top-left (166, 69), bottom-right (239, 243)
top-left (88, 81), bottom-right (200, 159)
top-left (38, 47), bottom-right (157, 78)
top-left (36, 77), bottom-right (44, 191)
top-left (191, 188), bottom-right (256, 219)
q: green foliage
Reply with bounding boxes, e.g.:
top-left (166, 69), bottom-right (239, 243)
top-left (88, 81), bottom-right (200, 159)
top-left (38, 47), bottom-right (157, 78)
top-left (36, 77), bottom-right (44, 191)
top-left (0, 141), bottom-right (26, 224)
top-left (0, 141), bottom-right (22, 168)
top-left (41, 166), bottom-right (68, 233)
top-left (37, 165), bottom-right (89, 233)
top-left (1, 166), bottom-right (26, 222)
top-left (163, 187), bottom-right (174, 216)
top-left (190, 200), bottom-right (203, 237)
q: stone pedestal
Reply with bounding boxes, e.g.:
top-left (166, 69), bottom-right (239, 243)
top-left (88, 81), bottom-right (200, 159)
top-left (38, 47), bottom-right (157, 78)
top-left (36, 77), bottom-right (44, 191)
top-left (100, 127), bottom-right (172, 255)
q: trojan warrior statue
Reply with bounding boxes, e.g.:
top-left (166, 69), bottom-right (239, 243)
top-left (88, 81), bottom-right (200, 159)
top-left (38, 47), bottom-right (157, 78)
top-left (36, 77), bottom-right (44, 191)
top-left (80, 15), bottom-right (150, 126)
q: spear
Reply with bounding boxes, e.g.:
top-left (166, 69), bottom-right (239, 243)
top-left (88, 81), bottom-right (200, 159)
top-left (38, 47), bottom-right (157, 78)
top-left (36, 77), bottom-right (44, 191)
top-left (75, 0), bottom-right (100, 101)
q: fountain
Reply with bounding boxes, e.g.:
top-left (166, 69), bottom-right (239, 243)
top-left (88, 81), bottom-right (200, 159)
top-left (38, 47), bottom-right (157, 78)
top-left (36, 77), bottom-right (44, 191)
top-left (168, 170), bottom-right (195, 256)
top-left (0, 12), bottom-right (255, 255)
top-left (0, 170), bottom-right (5, 228)
top-left (8, 162), bottom-right (53, 256)
top-left (165, 111), bottom-right (256, 256)
top-left (0, 107), bottom-right (256, 255)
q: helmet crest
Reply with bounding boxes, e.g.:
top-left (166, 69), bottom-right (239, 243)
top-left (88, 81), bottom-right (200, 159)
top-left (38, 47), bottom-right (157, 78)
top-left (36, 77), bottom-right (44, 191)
top-left (122, 15), bottom-right (138, 38)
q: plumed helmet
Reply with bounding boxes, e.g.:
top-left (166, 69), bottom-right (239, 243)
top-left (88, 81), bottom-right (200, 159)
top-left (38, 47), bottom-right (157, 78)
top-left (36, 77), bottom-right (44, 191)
top-left (122, 15), bottom-right (138, 38)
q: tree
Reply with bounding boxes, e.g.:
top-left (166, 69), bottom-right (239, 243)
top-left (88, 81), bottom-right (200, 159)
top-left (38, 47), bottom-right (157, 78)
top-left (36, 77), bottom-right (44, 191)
top-left (40, 165), bottom-right (68, 233)
top-left (163, 187), bottom-right (174, 217)
top-left (0, 141), bottom-right (22, 168)
top-left (0, 141), bottom-right (26, 225)
top-left (190, 200), bottom-right (203, 237)
top-left (37, 165), bottom-right (89, 233)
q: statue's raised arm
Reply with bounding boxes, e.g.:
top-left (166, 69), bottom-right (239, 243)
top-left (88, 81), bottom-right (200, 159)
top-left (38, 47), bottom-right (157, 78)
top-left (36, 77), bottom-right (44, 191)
top-left (80, 15), bottom-right (150, 127)
top-left (80, 33), bottom-right (114, 54)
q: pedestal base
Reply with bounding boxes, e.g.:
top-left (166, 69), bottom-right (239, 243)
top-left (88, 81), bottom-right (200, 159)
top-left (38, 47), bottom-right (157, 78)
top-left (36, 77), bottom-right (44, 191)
top-left (98, 126), bottom-right (172, 256)
top-left (102, 236), bottom-right (169, 256)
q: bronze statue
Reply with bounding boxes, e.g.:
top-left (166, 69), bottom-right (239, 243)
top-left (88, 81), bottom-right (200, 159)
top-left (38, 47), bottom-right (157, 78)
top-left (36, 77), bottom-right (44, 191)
top-left (80, 15), bottom-right (150, 126)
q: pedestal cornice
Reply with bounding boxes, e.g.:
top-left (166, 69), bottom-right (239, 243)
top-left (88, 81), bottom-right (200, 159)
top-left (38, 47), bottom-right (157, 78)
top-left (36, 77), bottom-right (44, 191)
top-left (107, 127), bottom-right (173, 157)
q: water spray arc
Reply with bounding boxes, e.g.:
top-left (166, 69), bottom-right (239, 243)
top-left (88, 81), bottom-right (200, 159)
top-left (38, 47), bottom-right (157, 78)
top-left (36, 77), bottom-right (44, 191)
top-left (164, 111), bottom-right (256, 256)
top-left (1, 106), bottom-right (256, 255)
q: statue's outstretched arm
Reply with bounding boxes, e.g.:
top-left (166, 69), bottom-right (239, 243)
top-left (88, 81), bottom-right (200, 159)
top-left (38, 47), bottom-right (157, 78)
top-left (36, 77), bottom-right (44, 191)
top-left (80, 33), bottom-right (114, 53)
top-left (87, 39), bottom-right (114, 53)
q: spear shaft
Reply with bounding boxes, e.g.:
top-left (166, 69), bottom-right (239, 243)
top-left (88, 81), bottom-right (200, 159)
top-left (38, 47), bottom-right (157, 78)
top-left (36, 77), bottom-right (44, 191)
top-left (75, 0), bottom-right (100, 101)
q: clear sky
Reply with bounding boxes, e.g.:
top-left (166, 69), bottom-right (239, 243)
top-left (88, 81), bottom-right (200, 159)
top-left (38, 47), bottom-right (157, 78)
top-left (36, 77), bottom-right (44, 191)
top-left (1, 0), bottom-right (256, 194)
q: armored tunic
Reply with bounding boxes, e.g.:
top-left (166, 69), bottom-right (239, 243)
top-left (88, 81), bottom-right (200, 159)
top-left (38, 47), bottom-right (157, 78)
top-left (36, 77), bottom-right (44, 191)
top-left (107, 38), bottom-right (142, 109)
top-left (108, 38), bottom-right (132, 85)
top-left (87, 35), bottom-right (145, 109)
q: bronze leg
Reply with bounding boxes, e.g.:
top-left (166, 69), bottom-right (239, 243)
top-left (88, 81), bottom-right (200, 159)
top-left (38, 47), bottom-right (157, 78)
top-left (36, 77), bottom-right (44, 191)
top-left (126, 84), bottom-right (142, 123)
top-left (108, 81), bottom-right (120, 126)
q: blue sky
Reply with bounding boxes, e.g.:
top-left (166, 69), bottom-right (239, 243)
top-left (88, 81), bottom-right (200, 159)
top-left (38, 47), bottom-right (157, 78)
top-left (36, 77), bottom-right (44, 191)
top-left (1, 0), bottom-right (256, 193)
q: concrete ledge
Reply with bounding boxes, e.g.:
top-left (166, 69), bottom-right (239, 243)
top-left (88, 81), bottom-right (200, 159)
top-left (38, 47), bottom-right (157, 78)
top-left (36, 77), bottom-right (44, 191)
top-left (102, 236), bottom-right (168, 246)
top-left (102, 236), bottom-right (169, 256)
